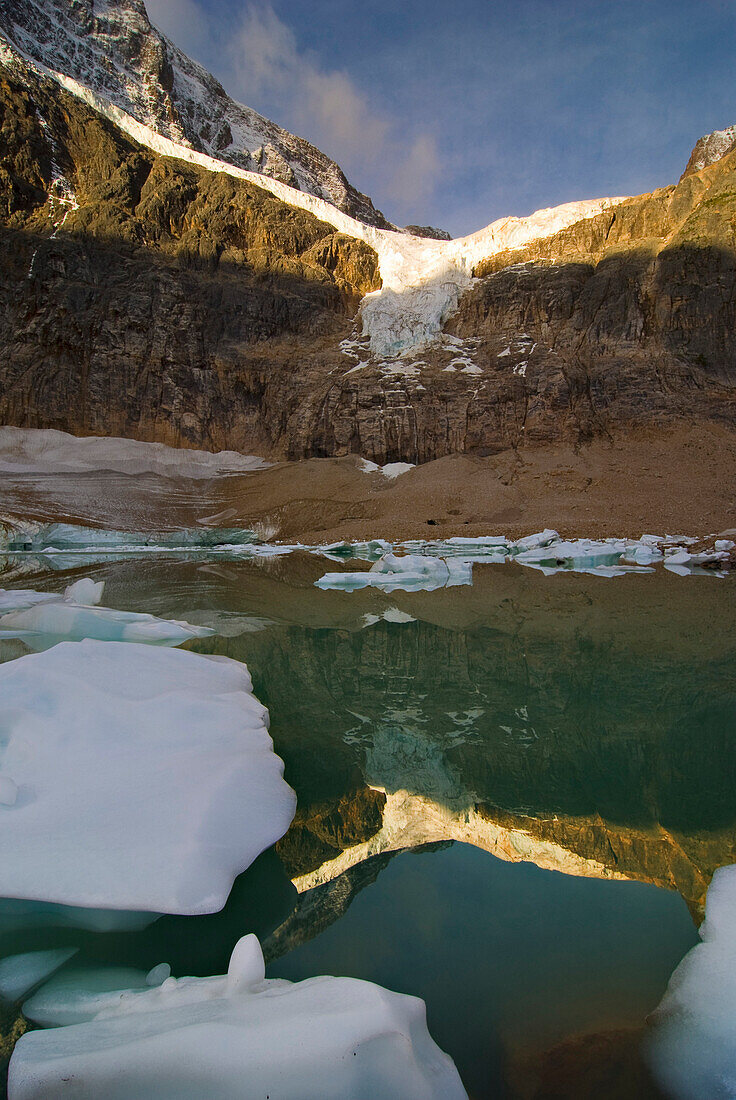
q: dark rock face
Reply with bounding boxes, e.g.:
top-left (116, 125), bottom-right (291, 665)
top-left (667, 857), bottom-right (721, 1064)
top-left (0, 0), bottom-right (390, 227)
top-left (403, 224), bottom-right (452, 240)
top-left (0, 65), bottom-right (382, 452)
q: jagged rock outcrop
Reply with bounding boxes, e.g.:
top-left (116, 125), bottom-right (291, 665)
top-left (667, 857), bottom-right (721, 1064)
top-left (0, 0), bottom-right (390, 226)
top-left (681, 123), bottom-right (736, 177)
top-left (403, 224), bottom-right (452, 240)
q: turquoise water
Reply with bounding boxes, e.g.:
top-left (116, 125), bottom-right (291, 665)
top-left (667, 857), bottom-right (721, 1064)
top-left (1, 551), bottom-right (735, 1097)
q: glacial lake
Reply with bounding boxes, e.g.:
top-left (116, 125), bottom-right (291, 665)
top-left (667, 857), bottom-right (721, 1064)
top-left (1, 546), bottom-right (734, 1098)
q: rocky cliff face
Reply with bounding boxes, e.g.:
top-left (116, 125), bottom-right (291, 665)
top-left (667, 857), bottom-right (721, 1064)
top-left (0, 0), bottom-right (390, 227)
top-left (0, 62), bottom-right (382, 452)
top-left (0, 3), bottom-right (735, 464)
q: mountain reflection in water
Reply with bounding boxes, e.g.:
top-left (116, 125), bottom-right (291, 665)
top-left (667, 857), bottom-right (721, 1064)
top-left (0, 553), bottom-right (734, 1098)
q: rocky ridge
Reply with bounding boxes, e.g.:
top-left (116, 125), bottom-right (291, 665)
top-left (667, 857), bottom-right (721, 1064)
top-left (0, 0), bottom-right (390, 226)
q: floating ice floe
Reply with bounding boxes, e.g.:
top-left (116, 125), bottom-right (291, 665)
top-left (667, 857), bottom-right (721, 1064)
top-left (0, 949), bottom-right (78, 1004)
top-left (316, 538), bottom-right (393, 562)
top-left (645, 864), bottom-right (736, 1100)
top-left (316, 553), bottom-right (472, 592)
top-left (0, 641), bottom-right (296, 913)
top-left (0, 579), bottom-right (214, 645)
top-left (402, 536), bottom-right (509, 563)
top-left (514, 539), bottom-right (627, 571)
top-left (510, 529), bottom-right (560, 553)
top-left (663, 548), bottom-right (732, 574)
top-left (9, 935), bottom-right (466, 1100)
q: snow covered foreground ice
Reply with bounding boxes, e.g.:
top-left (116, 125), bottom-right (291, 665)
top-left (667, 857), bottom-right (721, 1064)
top-left (9, 935), bottom-right (467, 1100)
top-left (645, 864), bottom-right (736, 1100)
top-left (0, 579), bottom-right (214, 645)
top-left (0, 641), bottom-right (296, 912)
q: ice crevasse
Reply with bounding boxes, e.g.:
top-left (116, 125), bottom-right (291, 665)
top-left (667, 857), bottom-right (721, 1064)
top-left (8, 935), bottom-right (467, 1100)
top-left (0, 640), bottom-right (296, 913)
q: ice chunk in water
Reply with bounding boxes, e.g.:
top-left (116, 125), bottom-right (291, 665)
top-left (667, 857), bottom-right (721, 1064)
top-left (146, 964), bottom-right (171, 987)
top-left (370, 553), bottom-right (449, 580)
top-left (0, 590), bottom-right (58, 613)
top-left (226, 933), bottom-right (266, 993)
top-left (515, 540), bottom-right (625, 570)
top-left (0, 641), bottom-right (296, 913)
top-left (316, 553), bottom-right (468, 593)
top-left (511, 529), bottom-right (560, 552)
top-left (645, 864), bottom-right (736, 1100)
top-left (10, 936), bottom-right (467, 1100)
top-left (0, 579), bottom-right (214, 645)
top-left (0, 948), bottom-right (77, 1004)
top-left (63, 578), bottom-right (104, 605)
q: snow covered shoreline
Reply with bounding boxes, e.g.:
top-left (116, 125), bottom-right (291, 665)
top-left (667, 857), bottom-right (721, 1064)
top-left (0, 427), bottom-right (269, 479)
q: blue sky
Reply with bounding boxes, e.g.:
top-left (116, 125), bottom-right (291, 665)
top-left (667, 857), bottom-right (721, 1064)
top-left (145, 0), bottom-right (736, 236)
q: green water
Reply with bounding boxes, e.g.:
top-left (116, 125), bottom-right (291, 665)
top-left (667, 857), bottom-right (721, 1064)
top-left (1, 553), bottom-right (735, 1097)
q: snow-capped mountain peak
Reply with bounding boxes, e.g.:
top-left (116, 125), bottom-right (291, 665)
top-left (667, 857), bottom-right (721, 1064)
top-left (0, 0), bottom-right (391, 227)
top-left (682, 123), bottom-right (736, 178)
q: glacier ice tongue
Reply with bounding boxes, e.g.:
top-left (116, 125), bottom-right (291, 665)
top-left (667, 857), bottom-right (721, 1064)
top-left (10, 935), bottom-right (467, 1100)
top-left (645, 864), bottom-right (736, 1100)
top-left (0, 641), bottom-right (296, 913)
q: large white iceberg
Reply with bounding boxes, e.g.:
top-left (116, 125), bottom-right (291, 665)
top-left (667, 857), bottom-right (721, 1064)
top-left (0, 641), bottom-right (296, 913)
top-left (0, 579), bottom-right (214, 645)
top-left (9, 935), bottom-right (466, 1100)
top-left (645, 864), bottom-right (736, 1099)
